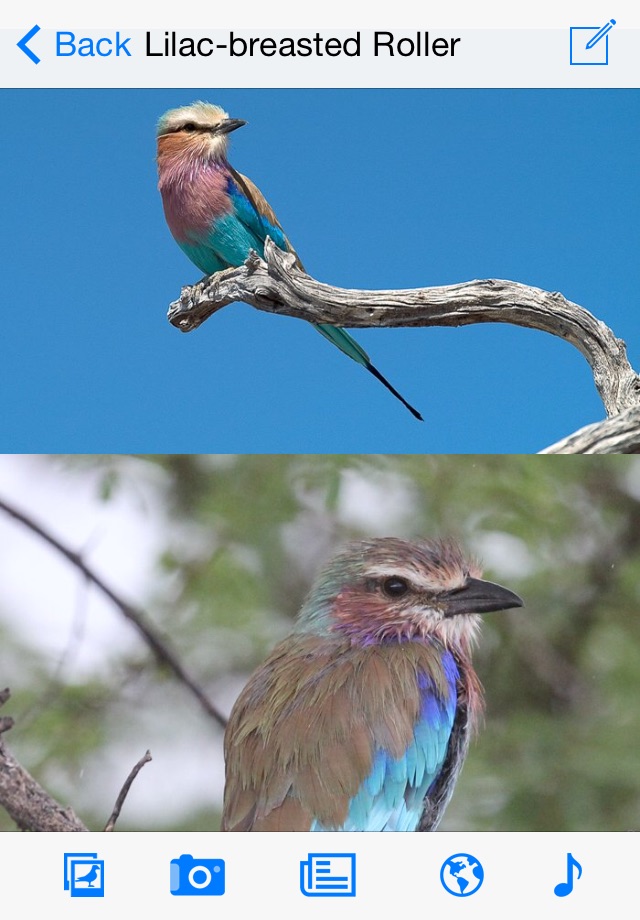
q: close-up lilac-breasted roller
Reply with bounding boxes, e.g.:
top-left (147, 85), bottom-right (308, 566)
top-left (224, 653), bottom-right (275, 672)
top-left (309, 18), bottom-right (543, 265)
top-left (156, 102), bottom-right (423, 420)
top-left (222, 537), bottom-right (523, 831)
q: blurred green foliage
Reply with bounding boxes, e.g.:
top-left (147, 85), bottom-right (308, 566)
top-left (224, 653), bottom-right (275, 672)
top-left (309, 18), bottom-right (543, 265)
top-left (1, 454), bottom-right (639, 831)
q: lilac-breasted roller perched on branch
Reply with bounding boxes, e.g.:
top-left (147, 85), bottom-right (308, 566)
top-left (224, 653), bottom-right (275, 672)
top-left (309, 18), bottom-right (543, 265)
top-left (156, 102), bottom-right (423, 420)
top-left (222, 537), bottom-right (523, 831)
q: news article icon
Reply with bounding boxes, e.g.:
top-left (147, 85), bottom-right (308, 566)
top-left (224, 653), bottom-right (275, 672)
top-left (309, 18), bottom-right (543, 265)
top-left (570, 19), bottom-right (616, 65)
top-left (440, 853), bottom-right (484, 897)
top-left (63, 852), bottom-right (105, 898)
top-left (170, 854), bottom-right (225, 896)
top-left (300, 853), bottom-right (356, 897)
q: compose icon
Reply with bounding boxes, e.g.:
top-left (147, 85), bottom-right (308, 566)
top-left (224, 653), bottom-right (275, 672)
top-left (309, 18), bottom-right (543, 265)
top-left (170, 854), bottom-right (225, 896)
top-left (569, 18), bottom-right (616, 65)
top-left (63, 852), bottom-right (105, 898)
top-left (300, 853), bottom-right (356, 897)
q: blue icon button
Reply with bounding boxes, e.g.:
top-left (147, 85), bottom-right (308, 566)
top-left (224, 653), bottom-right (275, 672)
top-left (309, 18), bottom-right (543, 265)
top-left (570, 19), bottom-right (616, 65)
top-left (170, 855), bottom-right (225, 896)
top-left (554, 853), bottom-right (582, 897)
top-left (63, 852), bottom-right (105, 898)
top-left (300, 853), bottom-right (356, 897)
top-left (440, 853), bottom-right (484, 897)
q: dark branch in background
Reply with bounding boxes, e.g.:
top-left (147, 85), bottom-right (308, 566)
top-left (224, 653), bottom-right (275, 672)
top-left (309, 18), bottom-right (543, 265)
top-left (167, 240), bottom-right (640, 454)
top-left (0, 690), bottom-right (88, 831)
top-left (0, 687), bottom-right (14, 735)
top-left (104, 750), bottom-right (152, 832)
top-left (0, 496), bottom-right (228, 730)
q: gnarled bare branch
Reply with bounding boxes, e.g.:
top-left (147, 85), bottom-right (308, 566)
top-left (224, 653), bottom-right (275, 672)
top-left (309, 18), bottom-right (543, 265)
top-left (167, 239), bottom-right (640, 451)
top-left (540, 405), bottom-right (640, 454)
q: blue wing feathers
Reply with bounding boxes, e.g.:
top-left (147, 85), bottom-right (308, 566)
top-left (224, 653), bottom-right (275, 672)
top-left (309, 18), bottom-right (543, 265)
top-left (228, 179), bottom-right (288, 251)
top-left (364, 754), bottom-right (386, 797)
top-left (312, 652), bottom-right (459, 831)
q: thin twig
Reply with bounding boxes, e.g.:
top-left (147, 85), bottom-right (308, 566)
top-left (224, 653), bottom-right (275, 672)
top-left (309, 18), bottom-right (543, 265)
top-left (0, 497), bottom-right (228, 729)
top-left (19, 574), bottom-right (91, 730)
top-left (104, 750), bottom-right (152, 832)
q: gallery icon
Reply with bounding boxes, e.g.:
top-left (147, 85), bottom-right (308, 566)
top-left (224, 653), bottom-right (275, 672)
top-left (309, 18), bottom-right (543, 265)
top-left (440, 853), bottom-right (484, 897)
top-left (170, 854), bottom-right (225, 896)
top-left (63, 852), bottom-right (105, 898)
top-left (300, 853), bottom-right (356, 897)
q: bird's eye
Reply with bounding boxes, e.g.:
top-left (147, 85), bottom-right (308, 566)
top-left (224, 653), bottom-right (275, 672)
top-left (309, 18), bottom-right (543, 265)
top-left (382, 577), bottom-right (409, 598)
top-left (182, 122), bottom-right (197, 132)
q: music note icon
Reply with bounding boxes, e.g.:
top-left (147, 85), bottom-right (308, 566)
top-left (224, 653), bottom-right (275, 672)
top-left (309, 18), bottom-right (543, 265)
top-left (554, 853), bottom-right (582, 897)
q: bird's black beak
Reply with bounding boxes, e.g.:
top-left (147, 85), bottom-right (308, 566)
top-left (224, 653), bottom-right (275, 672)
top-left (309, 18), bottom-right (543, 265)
top-left (216, 118), bottom-right (247, 135)
top-left (443, 577), bottom-right (523, 617)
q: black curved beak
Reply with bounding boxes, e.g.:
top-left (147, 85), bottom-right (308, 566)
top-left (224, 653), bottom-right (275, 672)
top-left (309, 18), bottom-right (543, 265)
top-left (216, 118), bottom-right (247, 135)
top-left (443, 577), bottom-right (524, 617)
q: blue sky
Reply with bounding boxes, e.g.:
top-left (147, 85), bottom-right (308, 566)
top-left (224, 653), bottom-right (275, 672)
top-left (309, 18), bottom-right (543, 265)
top-left (1, 89), bottom-right (638, 452)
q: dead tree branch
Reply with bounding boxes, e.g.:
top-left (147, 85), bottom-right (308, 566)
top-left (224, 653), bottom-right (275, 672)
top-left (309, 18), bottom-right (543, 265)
top-left (541, 404), bottom-right (640, 454)
top-left (0, 690), bottom-right (88, 831)
top-left (167, 240), bottom-right (640, 452)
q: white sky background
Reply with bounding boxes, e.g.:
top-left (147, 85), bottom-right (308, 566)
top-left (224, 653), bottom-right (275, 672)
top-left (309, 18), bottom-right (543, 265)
top-left (0, 456), bottom-right (165, 673)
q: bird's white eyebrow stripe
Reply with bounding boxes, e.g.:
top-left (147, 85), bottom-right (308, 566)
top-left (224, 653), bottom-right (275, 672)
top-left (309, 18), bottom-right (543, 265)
top-left (365, 565), bottom-right (436, 588)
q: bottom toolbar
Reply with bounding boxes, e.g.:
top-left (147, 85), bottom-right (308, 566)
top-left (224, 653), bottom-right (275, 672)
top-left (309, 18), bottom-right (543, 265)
top-left (0, 832), bottom-right (630, 915)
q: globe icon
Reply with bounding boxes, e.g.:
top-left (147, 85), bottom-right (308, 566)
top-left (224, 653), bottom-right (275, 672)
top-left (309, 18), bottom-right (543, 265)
top-left (440, 853), bottom-right (484, 897)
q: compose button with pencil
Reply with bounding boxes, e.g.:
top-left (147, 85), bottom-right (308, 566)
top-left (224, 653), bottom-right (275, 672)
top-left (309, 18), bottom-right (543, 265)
top-left (570, 19), bottom-right (616, 65)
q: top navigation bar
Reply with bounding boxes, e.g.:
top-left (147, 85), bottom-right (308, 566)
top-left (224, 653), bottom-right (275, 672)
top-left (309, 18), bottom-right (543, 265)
top-left (3, 27), bottom-right (639, 87)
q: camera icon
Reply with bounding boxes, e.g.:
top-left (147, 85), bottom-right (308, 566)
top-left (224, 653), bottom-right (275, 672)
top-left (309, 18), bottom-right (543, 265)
top-left (170, 854), bottom-right (225, 896)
